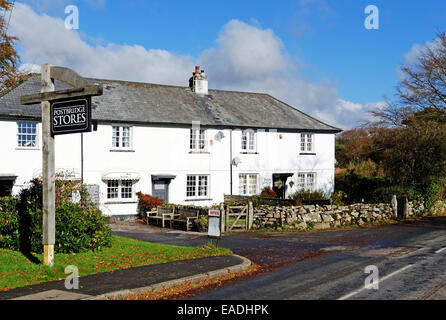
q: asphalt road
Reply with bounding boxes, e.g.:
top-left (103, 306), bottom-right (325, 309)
top-left (112, 216), bottom-right (446, 300)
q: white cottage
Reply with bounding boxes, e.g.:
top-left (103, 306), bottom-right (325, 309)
top-left (0, 67), bottom-right (341, 219)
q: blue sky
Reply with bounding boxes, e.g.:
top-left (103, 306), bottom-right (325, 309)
top-left (10, 0), bottom-right (446, 129)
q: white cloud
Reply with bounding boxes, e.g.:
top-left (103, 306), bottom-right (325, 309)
top-left (11, 3), bottom-right (194, 85)
top-left (200, 20), bottom-right (289, 83)
top-left (11, 2), bottom-right (380, 130)
top-left (18, 63), bottom-right (41, 73)
top-left (399, 38), bottom-right (442, 79)
top-left (323, 100), bottom-right (387, 128)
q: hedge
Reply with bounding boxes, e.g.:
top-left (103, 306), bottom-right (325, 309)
top-left (0, 179), bottom-right (112, 254)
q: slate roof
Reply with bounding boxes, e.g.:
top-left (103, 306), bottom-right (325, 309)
top-left (0, 74), bottom-right (341, 132)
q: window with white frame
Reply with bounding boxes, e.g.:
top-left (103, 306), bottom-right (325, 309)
top-left (239, 174), bottom-right (258, 196)
top-left (300, 133), bottom-right (314, 153)
top-left (241, 130), bottom-right (256, 152)
top-left (297, 173), bottom-right (316, 191)
top-left (190, 129), bottom-right (206, 151)
top-left (112, 126), bottom-right (132, 149)
top-left (17, 121), bottom-right (37, 148)
top-left (186, 175), bottom-right (209, 198)
top-left (106, 180), bottom-right (134, 200)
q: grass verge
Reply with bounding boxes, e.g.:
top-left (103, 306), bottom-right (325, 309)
top-left (0, 235), bottom-right (232, 291)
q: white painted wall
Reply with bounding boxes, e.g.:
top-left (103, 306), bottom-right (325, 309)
top-left (0, 119), bottom-right (336, 217)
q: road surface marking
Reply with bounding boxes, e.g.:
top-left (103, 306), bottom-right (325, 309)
top-left (338, 264), bottom-right (414, 300)
top-left (435, 247), bottom-right (446, 254)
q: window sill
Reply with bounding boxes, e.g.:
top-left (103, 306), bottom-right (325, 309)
top-left (240, 152), bottom-right (258, 154)
top-left (104, 200), bottom-right (137, 204)
top-left (189, 151), bottom-right (210, 154)
top-left (110, 149), bottom-right (135, 153)
top-left (185, 198), bottom-right (212, 202)
top-left (299, 153), bottom-right (316, 156)
top-left (16, 147), bottom-right (40, 151)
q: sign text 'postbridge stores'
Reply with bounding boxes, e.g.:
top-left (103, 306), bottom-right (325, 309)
top-left (51, 97), bottom-right (92, 135)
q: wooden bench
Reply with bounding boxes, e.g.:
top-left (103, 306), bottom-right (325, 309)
top-left (146, 205), bottom-right (175, 228)
top-left (172, 208), bottom-right (200, 232)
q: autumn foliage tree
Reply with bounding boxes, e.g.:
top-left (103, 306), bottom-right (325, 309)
top-left (0, 0), bottom-right (23, 93)
top-left (336, 127), bottom-right (396, 177)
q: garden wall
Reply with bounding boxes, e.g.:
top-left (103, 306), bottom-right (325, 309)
top-left (252, 201), bottom-right (428, 231)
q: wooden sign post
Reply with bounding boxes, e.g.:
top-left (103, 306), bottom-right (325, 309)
top-left (41, 65), bottom-right (56, 266)
top-left (21, 64), bottom-right (102, 266)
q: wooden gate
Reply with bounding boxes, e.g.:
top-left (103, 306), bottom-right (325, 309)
top-left (225, 205), bottom-right (251, 232)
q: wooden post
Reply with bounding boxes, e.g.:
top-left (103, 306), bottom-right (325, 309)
top-left (41, 64), bottom-right (55, 267)
top-left (20, 65), bottom-right (103, 268)
top-left (403, 196), bottom-right (409, 219)
top-left (220, 203), bottom-right (225, 234)
top-left (225, 205), bottom-right (229, 233)
top-left (248, 201), bottom-right (253, 230)
top-left (391, 195), bottom-right (398, 219)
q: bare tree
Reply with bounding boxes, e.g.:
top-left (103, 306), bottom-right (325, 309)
top-left (399, 32), bottom-right (446, 113)
top-left (368, 32), bottom-right (446, 127)
top-left (364, 101), bottom-right (414, 128)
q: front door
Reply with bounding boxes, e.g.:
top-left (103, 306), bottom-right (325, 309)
top-left (152, 179), bottom-right (169, 203)
top-left (272, 173), bottom-right (293, 199)
top-left (0, 179), bottom-right (14, 197)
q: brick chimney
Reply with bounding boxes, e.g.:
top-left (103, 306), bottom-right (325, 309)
top-left (189, 66), bottom-right (208, 95)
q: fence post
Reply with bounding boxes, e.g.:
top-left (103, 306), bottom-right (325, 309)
top-left (248, 201), bottom-right (253, 230)
top-left (391, 195), bottom-right (398, 219)
top-left (220, 203), bottom-right (225, 234)
top-left (225, 204), bottom-right (229, 232)
top-left (403, 196), bottom-right (409, 219)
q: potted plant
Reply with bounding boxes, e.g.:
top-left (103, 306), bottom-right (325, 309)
top-left (194, 215), bottom-right (208, 232)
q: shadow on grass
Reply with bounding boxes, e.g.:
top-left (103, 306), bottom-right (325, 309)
top-left (17, 187), bottom-right (43, 265)
top-left (20, 251), bottom-right (41, 265)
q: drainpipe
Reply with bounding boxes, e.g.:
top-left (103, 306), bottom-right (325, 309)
top-left (81, 133), bottom-right (84, 184)
top-left (230, 128), bottom-right (233, 195)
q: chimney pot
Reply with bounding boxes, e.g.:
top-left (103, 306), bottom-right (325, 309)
top-left (189, 66), bottom-right (208, 95)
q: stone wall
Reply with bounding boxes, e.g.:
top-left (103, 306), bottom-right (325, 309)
top-left (252, 202), bottom-right (427, 231)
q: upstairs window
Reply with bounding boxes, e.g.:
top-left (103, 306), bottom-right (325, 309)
top-left (190, 129), bottom-right (206, 151)
top-left (112, 126), bottom-right (131, 149)
top-left (241, 130), bottom-right (256, 152)
top-left (17, 121), bottom-right (37, 148)
top-left (300, 133), bottom-right (314, 153)
top-left (297, 173), bottom-right (316, 191)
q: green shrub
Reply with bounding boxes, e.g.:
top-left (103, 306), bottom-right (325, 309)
top-left (288, 190), bottom-right (328, 202)
top-left (136, 192), bottom-right (164, 219)
top-left (335, 171), bottom-right (391, 204)
top-left (194, 216), bottom-right (208, 232)
top-left (260, 186), bottom-right (277, 198)
top-left (331, 190), bottom-right (348, 206)
top-left (0, 197), bottom-right (20, 250)
top-left (306, 221), bottom-right (315, 230)
top-left (370, 185), bottom-right (423, 204)
top-left (55, 203), bottom-right (112, 253)
top-left (1, 179), bottom-right (112, 254)
top-left (424, 181), bottom-right (440, 211)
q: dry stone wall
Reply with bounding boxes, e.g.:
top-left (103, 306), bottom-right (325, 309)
top-left (252, 202), bottom-right (427, 231)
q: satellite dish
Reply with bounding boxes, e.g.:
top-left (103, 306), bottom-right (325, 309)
top-left (232, 157), bottom-right (241, 167)
top-left (215, 131), bottom-right (225, 141)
